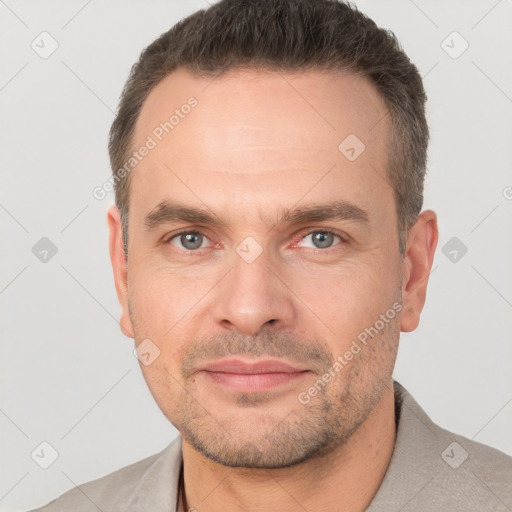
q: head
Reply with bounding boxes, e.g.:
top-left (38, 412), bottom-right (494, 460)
top-left (108, 0), bottom-right (437, 468)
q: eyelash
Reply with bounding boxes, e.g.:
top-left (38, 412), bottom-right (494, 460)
top-left (163, 228), bottom-right (348, 254)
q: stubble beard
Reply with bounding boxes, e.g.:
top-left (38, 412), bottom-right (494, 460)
top-left (170, 322), bottom-right (400, 469)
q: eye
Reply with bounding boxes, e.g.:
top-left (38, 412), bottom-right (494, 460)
top-left (297, 230), bottom-right (344, 250)
top-left (166, 231), bottom-right (211, 251)
top-left (164, 229), bottom-right (346, 253)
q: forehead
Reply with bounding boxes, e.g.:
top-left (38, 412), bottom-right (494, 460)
top-left (129, 67), bottom-right (393, 226)
top-left (134, 67), bottom-right (389, 158)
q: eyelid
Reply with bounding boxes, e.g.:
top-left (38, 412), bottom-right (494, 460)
top-left (291, 227), bottom-right (348, 250)
top-left (164, 229), bottom-right (216, 249)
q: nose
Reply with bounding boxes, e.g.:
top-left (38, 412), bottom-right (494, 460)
top-left (211, 244), bottom-right (296, 335)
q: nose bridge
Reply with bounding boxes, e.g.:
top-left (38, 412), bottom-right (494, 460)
top-left (211, 239), bottom-right (295, 334)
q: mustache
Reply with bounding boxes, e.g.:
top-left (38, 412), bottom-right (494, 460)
top-left (181, 330), bottom-right (333, 378)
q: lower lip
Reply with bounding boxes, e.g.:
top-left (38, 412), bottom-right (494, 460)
top-left (202, 371), bottom-right (309, 393)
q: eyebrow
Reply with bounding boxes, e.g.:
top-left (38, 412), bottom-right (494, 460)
top-left (143, 199), bottom-right (370, 232)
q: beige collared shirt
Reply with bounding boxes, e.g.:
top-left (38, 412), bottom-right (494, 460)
top-left (31, 381), bottom-right (512, 511)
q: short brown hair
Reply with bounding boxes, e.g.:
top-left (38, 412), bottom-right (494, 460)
top-left (108, 0), bottom-right (428, 257)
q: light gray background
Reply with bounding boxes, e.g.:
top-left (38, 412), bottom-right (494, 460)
top-left (1, 1), bottom-right (511, 510)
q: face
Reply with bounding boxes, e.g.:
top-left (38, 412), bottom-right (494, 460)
top-left (108, 68), bottom-right (426, 468)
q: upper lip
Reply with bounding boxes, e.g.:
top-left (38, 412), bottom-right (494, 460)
top-left (200, 359), bottom-right (308, 374)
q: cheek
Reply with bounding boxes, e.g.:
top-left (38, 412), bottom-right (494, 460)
top-left (128, 273), bottom-right (203, 385)
top-left (293, 259), bottom-right (400, 348)
top-left (139, 359), bottom-right (179, 417)
top-left (130, 268), bottom-right (202, 333)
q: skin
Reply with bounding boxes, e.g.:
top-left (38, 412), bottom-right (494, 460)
top-left (108, 68), bottom-right (438, 511)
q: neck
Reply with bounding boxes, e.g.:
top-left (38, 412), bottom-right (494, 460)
top-left (179, 384), bottom-right (396, 512)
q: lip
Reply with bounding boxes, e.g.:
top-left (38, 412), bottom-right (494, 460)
top-left (200, 358), bottom-right (306, 374)
top-left (198, 358), bottom-right (310, 393)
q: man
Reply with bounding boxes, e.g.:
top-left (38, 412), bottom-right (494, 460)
top-left (31, 0), bottom-right (512, 510)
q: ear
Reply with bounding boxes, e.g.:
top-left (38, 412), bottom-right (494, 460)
top-left (400, 210), bottom-right (438, 332)
top-left (107, 205), bottom-right (134, 338)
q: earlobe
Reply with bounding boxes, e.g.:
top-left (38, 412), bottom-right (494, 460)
top-left (400, 210), bottom-right (438, 333)
top-left (107, 205), bottom-right (134, 338)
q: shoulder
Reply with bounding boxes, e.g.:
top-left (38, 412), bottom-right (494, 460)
top-left (413, 421), bottom-right (512, 511)
top-left (432, 420), bottom-right (512, 504)
top-left (369, 381), bottom-right (512, 511)
top-left (28, 436), bottom-right (183, 512)
top-left (397, 381), bottom-right (512, 479)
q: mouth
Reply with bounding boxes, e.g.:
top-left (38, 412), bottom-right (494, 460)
top-left (198, 358), bottom-right (311, 393)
